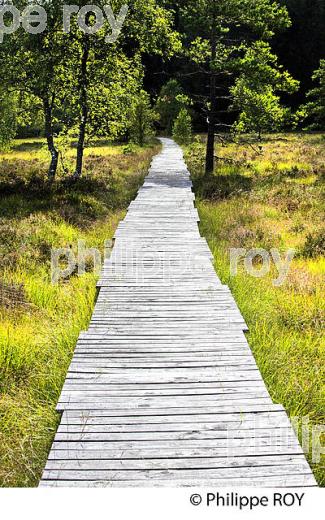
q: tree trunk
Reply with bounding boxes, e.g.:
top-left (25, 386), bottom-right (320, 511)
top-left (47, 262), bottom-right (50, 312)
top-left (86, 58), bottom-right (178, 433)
top-left (205, 23), bottom-right (217, 175)
top-left (74, 31), bottom-right (90, 179)
top-left (205, 78), bottom-right (216, 174)
top-left (139, 109), bottom-right (144, 146)
top-left (43, 98), bottom-right (58, 181)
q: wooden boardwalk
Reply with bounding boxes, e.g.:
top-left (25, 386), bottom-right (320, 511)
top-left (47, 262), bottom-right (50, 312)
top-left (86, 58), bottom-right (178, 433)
top-left (40, 138), bottom-right (316, 487)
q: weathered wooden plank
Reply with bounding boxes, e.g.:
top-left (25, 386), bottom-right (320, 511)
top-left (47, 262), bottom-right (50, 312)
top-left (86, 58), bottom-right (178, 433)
top-left (46, 455), bottom-right (307, 470)
top-left (59, 410), bottom-right (288, 425)
top-left (51, 437), bottom-right (301, 451)
top-left (56, 404), bottom-right (291, 414)
top-left (42, 464), bottom-right (312, 483)
top-left (48, 444), bottom-right (304, 459)
top-left (67, 361), bottom-right (256, 370)
top-left (57, 423), bottom-right (290, 434)
top-left (54, 428), bottom-right (295, 442)
top-left (63, 371), bottom-right (267, 384)
top-left (39, 474), bottom-right (317, 487)
top-left (58, 396), bottom-right (272, 410)
top-left (73, 346), bottom-right (252, 353)
top-left (61, 383), bottom-right (268, 394)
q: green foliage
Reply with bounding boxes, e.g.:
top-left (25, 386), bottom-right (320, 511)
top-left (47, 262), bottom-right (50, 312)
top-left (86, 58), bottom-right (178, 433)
top-left (231, 43), bottom-right (299, 138)
top-left (178, 0), bottom-right (294, 172)
top-left (172, 108), bottom-right (192, 145)
top-left (86, 55), bottom-right (143, 141)
top-left (301, 229), bottom-right (325, 259)
top-left (16, 91), bottom-right (44, 138)
top-left (304, 60), bottom-right (325, 130)
top-left (231, 83), bottom-right (290, 137)
top-left (0, 90), bottom-right (17, 151)
top-left (0, 0), bottom-right (181, 178)
top-left (129, 90), bottom-right (158, 146)
top-left (182, 0), bottom-right (291, 65)
top-left (155, 80), bottom-right (190, 134)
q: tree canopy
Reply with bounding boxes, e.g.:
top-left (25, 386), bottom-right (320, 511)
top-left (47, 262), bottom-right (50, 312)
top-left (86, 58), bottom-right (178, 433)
top-left (0, 0), bottom-right (324, 175)
top-left (304, 60), bottom-right (325, 130)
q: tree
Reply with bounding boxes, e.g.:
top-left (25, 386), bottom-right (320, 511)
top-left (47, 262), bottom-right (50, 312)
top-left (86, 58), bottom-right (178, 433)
top-left (0, 89), bottom-right (17, 151)
top-left (155, 79), bottom-right (190, 134)
top-left (230, 42), bottom-right (299, 139)
top-left (69, 0), bottom-right (181, 178)
top-left (231, 85), bottom-right (288, 139)
top-left (304, 60), bottom-right (325, 130)
top-left (273, 0), bottom-right (325, 107)
top-left (85, 55), bottom-right (143, 141)
top-left (0, 1), bottom-right (72, 180)
top-left (179, 0), bottom-right (292, 174)
top-left (129, 90), bottom-right (157, 146)
top-left (172, 108), bottom-right (192, 145)
top-left (1, 0), bottom-right (181, 180)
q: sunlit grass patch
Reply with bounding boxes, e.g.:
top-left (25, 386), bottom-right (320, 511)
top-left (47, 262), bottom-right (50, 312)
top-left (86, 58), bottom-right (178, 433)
top-left (0, 138), bottom-right (152, 165)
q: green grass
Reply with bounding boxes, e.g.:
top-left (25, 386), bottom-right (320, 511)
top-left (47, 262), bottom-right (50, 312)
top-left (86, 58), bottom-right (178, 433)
top-left (184, 133), bottom-right (325, 485)
top-left (0, 138), bottom-right (160, 487)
